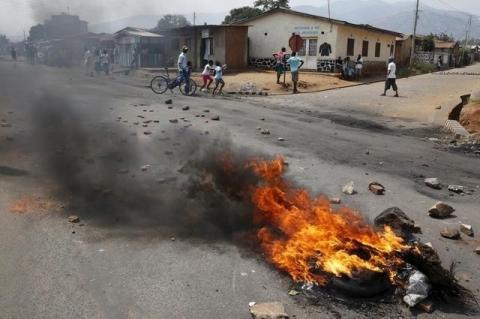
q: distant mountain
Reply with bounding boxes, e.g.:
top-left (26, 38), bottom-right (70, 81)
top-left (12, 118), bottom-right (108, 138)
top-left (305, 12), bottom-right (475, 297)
top-left (89, 12), bottom-right (226, 34)
top-left (294, 0), bottom-right (480, 40)
top-left (89, 1), bottom-right (479, 40)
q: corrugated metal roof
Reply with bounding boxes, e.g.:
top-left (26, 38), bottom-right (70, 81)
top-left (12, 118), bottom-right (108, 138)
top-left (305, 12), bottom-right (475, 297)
top-left (114, 27), bottom-right (163, 38)
top-left (434, 40), bottom-right (457, 49)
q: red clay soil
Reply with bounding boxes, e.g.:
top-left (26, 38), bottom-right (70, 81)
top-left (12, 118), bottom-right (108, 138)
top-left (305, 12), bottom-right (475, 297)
top-left (460, 102), bottom-right (480, 136)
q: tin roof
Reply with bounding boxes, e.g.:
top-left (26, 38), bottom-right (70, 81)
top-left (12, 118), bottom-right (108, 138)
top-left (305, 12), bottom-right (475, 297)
top-left (114, 27), bottom-right (163, 38)
top-left (434, 40), bottom-right (457, 49)
top-left (233, 8), bottom-right (402, 37)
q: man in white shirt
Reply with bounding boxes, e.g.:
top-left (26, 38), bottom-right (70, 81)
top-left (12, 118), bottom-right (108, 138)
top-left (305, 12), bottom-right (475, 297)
top-left (382, 57), bottom-right (399, 97)
top-left (175, 46), bottom-right (191, 93)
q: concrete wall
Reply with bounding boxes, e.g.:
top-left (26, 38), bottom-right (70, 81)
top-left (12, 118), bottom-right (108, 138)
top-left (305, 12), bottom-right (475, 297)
top-left (243, 11), bottom-right (397, 73)
top-left (242, 11), bottom-right (336, 59)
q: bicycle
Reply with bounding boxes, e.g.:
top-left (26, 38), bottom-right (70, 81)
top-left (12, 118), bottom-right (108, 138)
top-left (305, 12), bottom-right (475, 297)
top-left (150, 67), bottom-right (197, 96)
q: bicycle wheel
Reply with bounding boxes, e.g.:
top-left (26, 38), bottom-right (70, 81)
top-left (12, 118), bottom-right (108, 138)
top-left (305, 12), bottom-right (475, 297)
top-left (179, 79), bottom-right (198, 96)
top-left (150, 76), bottom-right (168, 94)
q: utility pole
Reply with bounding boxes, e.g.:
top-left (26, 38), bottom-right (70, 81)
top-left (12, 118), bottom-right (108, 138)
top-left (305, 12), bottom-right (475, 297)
top-left (409, 0), bottom-right (420, 70)
top-left (327, 0), bottom-right (332, 32)
top-left (461, 15), bottom-right (472, 65)
top-left (193, 12), bottom-right (196, 26)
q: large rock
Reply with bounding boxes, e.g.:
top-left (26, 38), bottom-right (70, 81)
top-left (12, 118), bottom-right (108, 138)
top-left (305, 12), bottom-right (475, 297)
top-left (374, 207), bottom-right (421, 236)
top-left (369, 182), bottom-right (385, 195)
top-left (428, 202), bottom-right (455, 219)
top-left (342, 181), bottom-right (356, 195)
top-left (440, 227), bottom-right (460, 240)
top-left (460, 224), bottom-right (474, 237)
top-left (424, 177), bottom-right (442, 190)
top-left (448, 185), bottom-right (464, 194)
top-left (249, 302), bottom-right (289, 319)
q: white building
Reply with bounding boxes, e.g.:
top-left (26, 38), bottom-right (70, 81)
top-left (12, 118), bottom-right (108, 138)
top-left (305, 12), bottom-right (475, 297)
top-left (236, 8), bottom-right (402, 74)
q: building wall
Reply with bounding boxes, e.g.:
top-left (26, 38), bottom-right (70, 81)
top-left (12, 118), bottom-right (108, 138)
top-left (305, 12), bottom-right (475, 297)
top-left (243, 12), bottom-right (337, 70)
top-left (243, 12), bottom-right (397, 74)
top-left (395, 37), bottom-right (413, 67)
top-left (225, 27), bottom-right (248, 69)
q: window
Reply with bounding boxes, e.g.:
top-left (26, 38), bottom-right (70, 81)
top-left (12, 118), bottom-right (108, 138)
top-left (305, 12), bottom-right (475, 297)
top-left (347, 38), bottom-right (355, 56)
top-left (362, 41), bottom-right (369, 57)
top-left (298, 39), bottom-right (307, 56)
top-left (375, 42), bottom-right (381, 57)
top-left (308, 39), bottom-right (318, 56)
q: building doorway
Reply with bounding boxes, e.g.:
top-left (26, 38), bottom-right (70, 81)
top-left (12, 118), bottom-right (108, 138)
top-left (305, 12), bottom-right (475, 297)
top-left (298, 38), bottom-right (318, 70)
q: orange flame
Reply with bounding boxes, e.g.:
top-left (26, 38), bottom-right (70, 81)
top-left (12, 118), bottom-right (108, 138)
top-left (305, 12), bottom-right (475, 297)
top-left (248, 156), bottom-right (409, 285)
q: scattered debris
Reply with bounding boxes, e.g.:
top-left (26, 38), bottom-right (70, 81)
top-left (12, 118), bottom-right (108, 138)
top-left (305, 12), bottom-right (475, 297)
top-left (460, 224), bottom-right (474, 237)
top-left (261, 128), bottom-right (270, 135)
top-left (182, 105), bottom-right (190, 111)
top-left (165, 99), bottom-right (173, 104)
top-left (424, 177), bottom-right (442, 190)
top-left (68, 215), bottom-right (80, 223)
top-left (211, 115), bottom-right (220, 121)
top-left (288, 289), bottom-right (301, 296)
top-left (169, 119), bottom-right (179, 123)
top-left (342, 181), bottom-right (356, 195)
top-left (168, 106), bottom-right (173, 109)
top-left (249, 302), bottom-right (289, 319)
top-left (403, 270), bottom-right (431, 307)
top-left (428, 202), bottom-right (455, 219)
top-left (436, 105), bottom-right (442, 110)
top-left (203, 109), bottom-right (210, 113)
top-left (441, 227), bottom-right (461, 240)
top-left (170, 236), bottom-right (176, 241)
top-left (141, 165), bottom-right (151, 172)
top-left (277, 137), bottom-right (285, 142)
top-left (448, 185), bottom-right (464, 194)
top-left (369, 182), bottom-right (385, 195)
top-left (417, 301), bottom-right (434, 313)
top-left (118, 168), bottom-right (129, 174)
top-left (374, 207), bottom-right (421, 237)
top-left (144, 131), bottom-right (152, 135)
top-left (475, 247), bottom-right (480, 255)
top-left (330, 198), bottom-right (341, 204)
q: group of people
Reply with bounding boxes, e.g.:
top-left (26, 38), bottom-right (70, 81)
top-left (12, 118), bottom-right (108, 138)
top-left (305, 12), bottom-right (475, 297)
top-left (175, 46), bottom-right (227, 95)
top-left (273, 47), bottom-right (305, 94)
top-left (336, 55), bottom-right (364, 80)
top-left (83, 48), bottom-right (111, 76)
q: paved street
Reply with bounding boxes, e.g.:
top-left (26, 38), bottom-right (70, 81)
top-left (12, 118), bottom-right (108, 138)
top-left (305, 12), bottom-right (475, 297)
top-left (1, 60), bottom-right (479, 319)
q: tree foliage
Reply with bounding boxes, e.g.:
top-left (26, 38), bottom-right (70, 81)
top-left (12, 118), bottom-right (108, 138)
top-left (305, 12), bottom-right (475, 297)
top-left (253, 0), bottom-right (290, 11)
top-left (156, 14), bottom-right (190, 30)
top-left (223, 6), bottom-right (263, 24)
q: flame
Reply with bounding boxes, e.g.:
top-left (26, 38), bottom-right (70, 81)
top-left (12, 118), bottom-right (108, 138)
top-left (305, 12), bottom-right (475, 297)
top-left (248, 156), bottom-right (409, 285)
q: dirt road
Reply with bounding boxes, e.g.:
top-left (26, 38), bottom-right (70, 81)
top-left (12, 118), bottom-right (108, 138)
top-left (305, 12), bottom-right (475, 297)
top-left (1, 60), bottom-right (479, 319)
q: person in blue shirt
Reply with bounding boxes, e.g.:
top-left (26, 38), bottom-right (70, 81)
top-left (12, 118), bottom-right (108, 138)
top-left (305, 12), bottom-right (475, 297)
top-left (287, 52), bottom-right (304, 94)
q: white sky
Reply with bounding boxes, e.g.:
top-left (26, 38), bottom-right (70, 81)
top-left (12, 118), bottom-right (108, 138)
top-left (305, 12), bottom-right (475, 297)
top-left (1, 0), bottom-right (479, 38)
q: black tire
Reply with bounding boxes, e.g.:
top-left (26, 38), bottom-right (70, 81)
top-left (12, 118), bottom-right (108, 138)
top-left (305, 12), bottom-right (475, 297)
top-left (151, 76), bottom-right (168, 94)
top-left (179, 79), bottom-right (198, 96)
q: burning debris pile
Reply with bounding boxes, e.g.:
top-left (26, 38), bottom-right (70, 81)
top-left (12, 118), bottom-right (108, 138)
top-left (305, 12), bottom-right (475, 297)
top-left (203, 155), bottom-right (478, 312)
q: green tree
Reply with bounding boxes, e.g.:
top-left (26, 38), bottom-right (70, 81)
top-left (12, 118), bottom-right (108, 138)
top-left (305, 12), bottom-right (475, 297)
top-left (253, 0), bottom-right (290, 11)
top-left (436, 32), bottom-right (454, 42)
top-left (156, 14), bottom-right (190, 30)
top-left (223, 6), bottom-right (263, 24)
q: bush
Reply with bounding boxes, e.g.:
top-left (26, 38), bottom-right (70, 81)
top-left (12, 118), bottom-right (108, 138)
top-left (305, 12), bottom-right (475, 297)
top-left (413, 62), bottom-right (437, 74)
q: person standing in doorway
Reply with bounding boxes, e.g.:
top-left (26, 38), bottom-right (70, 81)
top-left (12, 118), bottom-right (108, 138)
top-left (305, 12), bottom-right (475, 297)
top-left (273, 47), bottom-right (286, 84)
top-left (382, 57), bottom-right (399, 97)
top-left (287, 52), bottom-right (304, 94)
top-left (355, 54), bottom-right (364, 80)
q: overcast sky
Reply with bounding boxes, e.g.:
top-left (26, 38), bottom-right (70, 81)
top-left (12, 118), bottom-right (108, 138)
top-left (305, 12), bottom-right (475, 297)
top-left (1, 0), bottom-right (479, 38)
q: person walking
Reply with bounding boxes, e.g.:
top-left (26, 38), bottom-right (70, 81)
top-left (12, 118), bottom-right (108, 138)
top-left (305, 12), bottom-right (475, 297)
top-left (212, 61), bottom-right (227, 95)
top-left (355, 54), bottom-right (364, 80)
top-left (273, 47), bottom-right (287, 84)
top-left (10, 47), bottom-right (17, 61)
top-left (100, 50), bottom-right (110, 75)
top-left (286, 52), bottom-right (304, 94)
top-left (381, 57), bottom-right (399, 97)
top-left (200, 60), bottom-right (214, 92)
